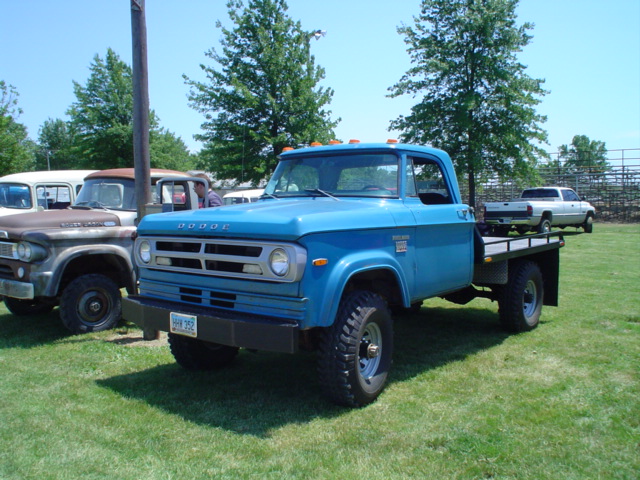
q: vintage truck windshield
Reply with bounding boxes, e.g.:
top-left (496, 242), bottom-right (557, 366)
top-left (264, 153), bottom-right (399, 198)
top-left (74, 178), bottom-right (136, 210)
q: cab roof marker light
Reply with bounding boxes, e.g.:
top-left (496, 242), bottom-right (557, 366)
top-left (328, 140), bottom-right (341, 145)
top-left (282, 147), bottom-right (294, 152)
top-left (310, 142), bottom-right (322, 147)
top-left (387, 139), bottom-right (398, 143)
top-left (349, 139), bottom-right (360, 144)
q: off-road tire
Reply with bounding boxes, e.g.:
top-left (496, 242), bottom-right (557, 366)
top-left (168, 333), bottom-right (239, 370)
top-left (318, 290), bottom-right (393, 407)
top-left (498, 260), bottom-right (544, 332)
top-left (3, 297), bottom-right (54, 316)
top-left (59, 274), bottom-right (121, 334)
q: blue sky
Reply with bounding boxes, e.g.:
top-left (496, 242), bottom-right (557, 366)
top-left (1, 0), bottom-right (639, 156)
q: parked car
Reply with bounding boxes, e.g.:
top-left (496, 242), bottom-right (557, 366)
top-left (222, 188), bottom-right (264, 205)
top-left (0, 170), bottom-right (97, 217)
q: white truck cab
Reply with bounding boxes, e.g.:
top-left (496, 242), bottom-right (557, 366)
top-left (0, 170), bottom-right (97, 218)
top-left (222, 188), bottom-right (264, 205)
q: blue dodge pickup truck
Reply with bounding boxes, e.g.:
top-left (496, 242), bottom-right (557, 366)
top-left (123, 141), bottom-right (564, 407)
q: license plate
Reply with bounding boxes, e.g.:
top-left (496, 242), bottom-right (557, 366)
top-left (170, 312), bottom-right (197, 337)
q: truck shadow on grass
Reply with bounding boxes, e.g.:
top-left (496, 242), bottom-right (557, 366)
top-left (0, 308), bottom-right (69, 348)
top-left (97, 305), bottom-right (513, 437)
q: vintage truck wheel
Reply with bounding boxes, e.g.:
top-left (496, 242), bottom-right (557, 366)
top-left (318, 290), bottom-right (393, 407)
top-left (499, 261), bottom-right (543, 332)
top-left (3, 297), bottom-right (54, 316)
top-left (59, 274), bottom-right (121, 334)
top-left (168, 333), bottom-right (239, 370)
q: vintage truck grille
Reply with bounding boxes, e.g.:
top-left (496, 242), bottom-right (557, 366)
top-left (137, 237), bottom-right (306, 283)
top-left (0, 242), bottom-right (17, 260)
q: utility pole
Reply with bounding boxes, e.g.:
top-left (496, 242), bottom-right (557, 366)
top-left (130, 0), bottom-right (151, 222)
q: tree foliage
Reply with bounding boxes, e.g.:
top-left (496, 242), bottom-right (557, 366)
top-left (0, 81), bottom-right (35, 175)
top-left (66, 49), bottom-right (194, 171)
top-left (67, 48), bottom-right (136, 170)
top-left (389, 0), bottom-right (548, 206)
top-left (186, 0), bottom-right (339, 186)
top-left (35, 118), bottom-right (80, 170)
top-left (558, 135), bottom-right (609, 174)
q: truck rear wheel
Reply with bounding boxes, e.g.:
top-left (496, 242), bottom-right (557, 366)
top-left (317, 290), bottom-right (393, 407)
top-left (537, 218), bottom-right (551, 234)
top-left (60, 274), bottom-right (121, 334)
top-left (3, 297), bottom-right (54, 316)
top-left (168, 333), bottom-right (239, 370)
top-left (498, 261), bottom-right (543, 332)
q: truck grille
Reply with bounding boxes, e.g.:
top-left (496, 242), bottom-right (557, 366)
top-left (0, 242), bottom-right (17, 260)
top-left (137, 237), bottom-right (306, 283)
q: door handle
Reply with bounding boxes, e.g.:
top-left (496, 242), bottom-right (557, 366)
top-left (457, 208), bottom-right (473, 220)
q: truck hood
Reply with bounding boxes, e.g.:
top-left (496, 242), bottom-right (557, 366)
top-left (138, 198), bottom-right (400, 240)
top-left (0, 209), bottom-right (123, 238)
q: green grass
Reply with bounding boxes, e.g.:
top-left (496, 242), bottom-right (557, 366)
top-left (1, 223), bottom-right (638, 479)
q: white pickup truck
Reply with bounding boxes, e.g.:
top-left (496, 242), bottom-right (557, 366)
top-left (483, 187), bottom-right (596, 235)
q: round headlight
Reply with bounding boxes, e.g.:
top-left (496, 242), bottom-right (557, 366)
top-left (139, 240), bottom-right (151, 264)
top-left (17, 242), bottom-right (32, 261)
top-left (269, 248), bottom-right (290, 277)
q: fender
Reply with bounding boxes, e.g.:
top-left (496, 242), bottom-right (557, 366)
top-left (301, 249), bottom-right (411, 329)
top-left (38, 243), bottom-right (135, 297)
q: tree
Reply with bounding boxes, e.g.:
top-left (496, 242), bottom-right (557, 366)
top-left (0, 81), bottom-right (35, 175)
top-left (149, 128), bottom-right (196, 171)
top-left (185, 0), bottom-right (339, 186)
top-left (389, 0), bottom-right (548, 207)
top-left (35, 118), bottom-right (79, 170)
top-left (67, 49), bottom-right (192, 171)
top-left (67, 48), bottom-right (137, 170)
top-left (558, 135), bottom-right (609, 174)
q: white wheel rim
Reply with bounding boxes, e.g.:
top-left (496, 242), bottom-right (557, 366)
top-left (523, 279), bottom-right (538, 321)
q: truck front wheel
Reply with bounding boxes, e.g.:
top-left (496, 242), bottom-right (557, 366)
top-left (60, 274), bottom-right (121, 334)
top-left (318, 291), bottom-right (393, 407)
top-left (498, 261), bottom-right (543, 332)
top-left (168, 333), bottom-right (239, 370)
top-left (583, 214), bottom-right (594, 233)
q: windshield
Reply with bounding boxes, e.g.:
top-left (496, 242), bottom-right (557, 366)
top-left (264, 153), bottom-right (399, 198)
top-left (74, 178), bottom-right (136, 210)
top-left (0, 183), bottom-right (32, 209)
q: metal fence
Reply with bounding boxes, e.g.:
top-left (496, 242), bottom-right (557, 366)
top-left (464, 148), bottom-right (640, 223)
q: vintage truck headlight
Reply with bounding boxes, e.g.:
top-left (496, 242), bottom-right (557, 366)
top-left (138, 240), bottom-right (151, 264)
top-left (269, 248), bottom-right (290, 277)
top-left (16, 242), bottom-right (46, 262)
